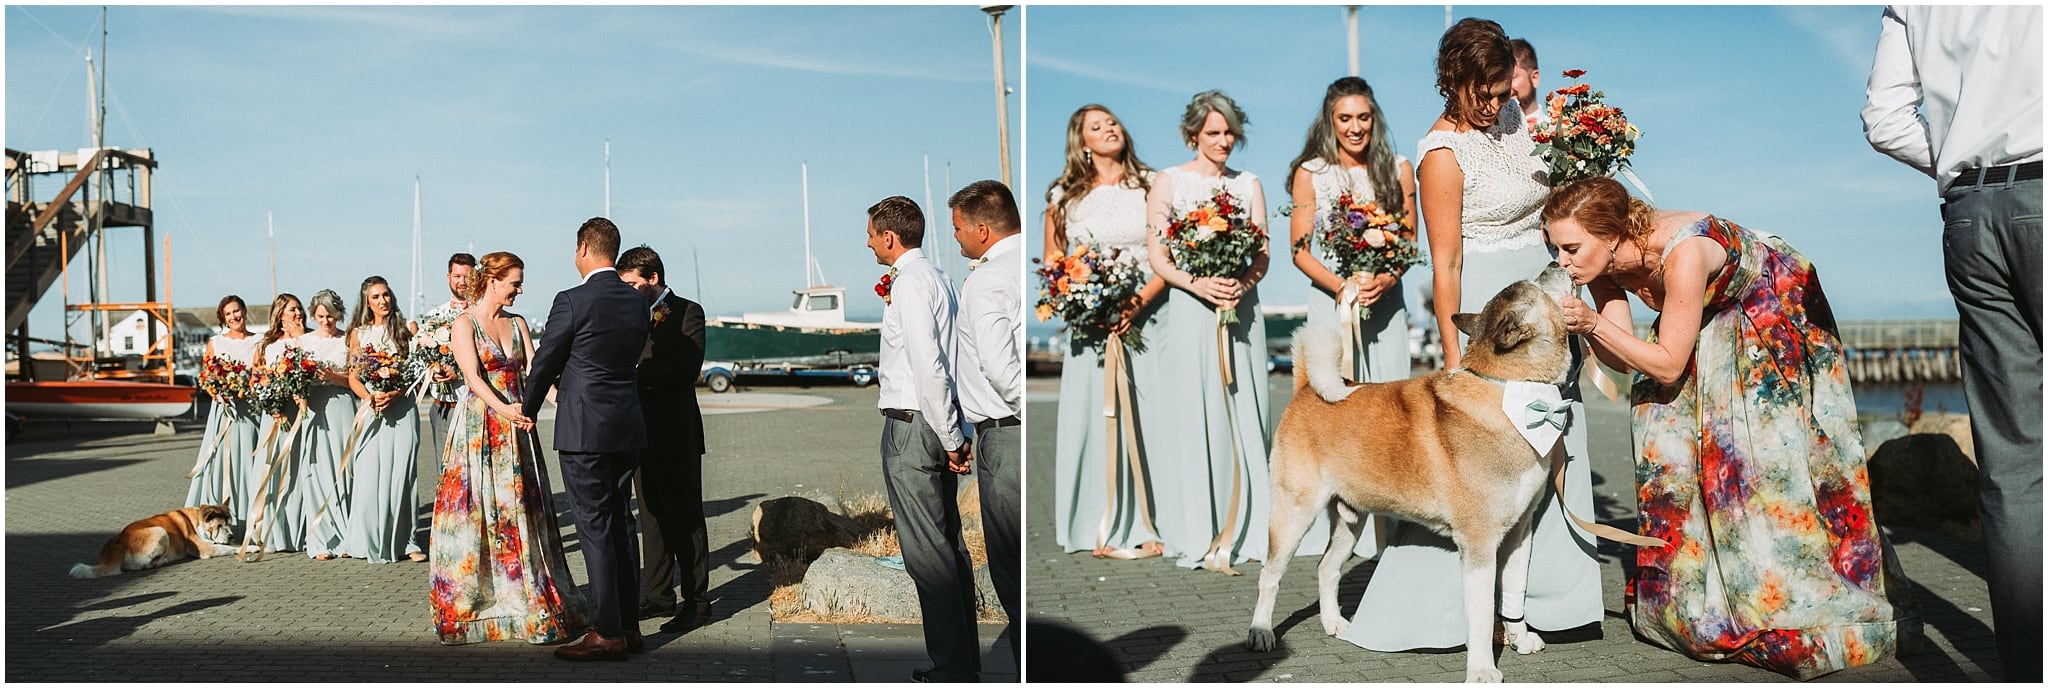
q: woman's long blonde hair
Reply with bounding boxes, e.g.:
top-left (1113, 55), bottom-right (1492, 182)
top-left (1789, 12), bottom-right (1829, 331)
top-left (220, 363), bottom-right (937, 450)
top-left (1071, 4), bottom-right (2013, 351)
top-left (1044, 104), bottom-right (1154, 228)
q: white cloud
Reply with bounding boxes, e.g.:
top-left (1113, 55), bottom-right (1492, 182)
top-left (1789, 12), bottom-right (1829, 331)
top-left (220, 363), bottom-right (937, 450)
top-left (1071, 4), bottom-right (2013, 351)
top-left (1775, 7), bottom-right (1882, 76)
top-left (1028, 53), bottom-right (1199, 95)
top-left (656, 37), bottom-right (980, 84)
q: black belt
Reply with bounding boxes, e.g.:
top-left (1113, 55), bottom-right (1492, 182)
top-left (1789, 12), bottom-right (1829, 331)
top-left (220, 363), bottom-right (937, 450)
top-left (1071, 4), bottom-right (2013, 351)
top-left (881, 408), bottom-right (915, 422)
top-left (974, 416), bottom-right (1020, 433)
top-left (1951, 161), bottom-right (2042, 191)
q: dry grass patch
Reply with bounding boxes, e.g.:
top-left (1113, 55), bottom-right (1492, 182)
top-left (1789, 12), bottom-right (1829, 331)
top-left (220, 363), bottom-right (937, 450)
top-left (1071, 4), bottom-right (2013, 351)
top-left (767, 485), bottom-right (1001, 623)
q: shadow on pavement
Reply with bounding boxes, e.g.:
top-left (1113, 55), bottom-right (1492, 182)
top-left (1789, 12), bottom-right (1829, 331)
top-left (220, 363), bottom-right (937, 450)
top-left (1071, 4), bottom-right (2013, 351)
top-left (1098, 624), bottom-right (1189, 677)
top-left (6, 458), bottom-right (149, 489)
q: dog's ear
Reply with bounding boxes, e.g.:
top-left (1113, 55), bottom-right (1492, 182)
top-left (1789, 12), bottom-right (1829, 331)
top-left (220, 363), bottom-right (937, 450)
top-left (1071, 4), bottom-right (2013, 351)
top-left (1451, 313), bottom-right (1483, 337)
top-left (1493, 321), bottom-right (1536, 352)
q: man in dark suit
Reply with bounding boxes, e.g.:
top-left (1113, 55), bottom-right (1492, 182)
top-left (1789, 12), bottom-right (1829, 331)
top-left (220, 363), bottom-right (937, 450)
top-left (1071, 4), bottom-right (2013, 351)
top-left (523, 217), bottom-right (649, 662)
top-left (616, 245), bottom-right (713, 636)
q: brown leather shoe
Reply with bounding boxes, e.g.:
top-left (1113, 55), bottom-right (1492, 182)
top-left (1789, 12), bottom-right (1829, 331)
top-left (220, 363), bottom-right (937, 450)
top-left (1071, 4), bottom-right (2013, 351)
top-left (626, 629), bottom-right (646, 655)
top-left (552, 630), bottom-right (628, 662)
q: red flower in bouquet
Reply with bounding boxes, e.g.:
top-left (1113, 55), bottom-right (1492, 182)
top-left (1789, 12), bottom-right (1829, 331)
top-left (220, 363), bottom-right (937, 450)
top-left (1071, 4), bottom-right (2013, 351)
top-left (875, 268), bottom-right (898, 306)
top-left (1163, 188), bottom-right (1266, 325)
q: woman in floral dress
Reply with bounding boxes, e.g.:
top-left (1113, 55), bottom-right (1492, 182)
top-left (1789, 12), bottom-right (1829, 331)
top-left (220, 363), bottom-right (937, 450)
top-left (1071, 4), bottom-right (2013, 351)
top-left (429, 251), bottom-right (587, 645)
top-left (1544, 177), bottom-right (1920, 678)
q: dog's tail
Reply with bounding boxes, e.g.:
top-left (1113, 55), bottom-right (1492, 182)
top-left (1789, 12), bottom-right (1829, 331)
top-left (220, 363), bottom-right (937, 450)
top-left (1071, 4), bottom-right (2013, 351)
top-left (1292, 324), bottom-right (1358, 403)
top-left (69, 537), bottom-right (126, 579)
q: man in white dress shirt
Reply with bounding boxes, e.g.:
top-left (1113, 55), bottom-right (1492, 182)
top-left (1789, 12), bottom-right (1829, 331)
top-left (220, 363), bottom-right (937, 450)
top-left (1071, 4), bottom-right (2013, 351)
top-left (864, 196), bottom-right (978, 683)
top-left (1862, 6), bottom-right (2041, 681)
top-left (1510, 38), bottom-right (1542, 131)
top-left (419, 253), bottom-right (474, 456)
top-left (947, 180), bottom-right (1023, 667)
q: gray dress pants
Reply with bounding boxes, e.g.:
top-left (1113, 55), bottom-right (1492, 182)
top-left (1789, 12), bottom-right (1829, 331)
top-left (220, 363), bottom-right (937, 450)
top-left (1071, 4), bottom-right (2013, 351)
top-left (975, 422), bottom-right (1021, 665)
top-left (881, 412), bottom-right (979, 681)
top-left (1941, 175), bottom-right (2042, 682)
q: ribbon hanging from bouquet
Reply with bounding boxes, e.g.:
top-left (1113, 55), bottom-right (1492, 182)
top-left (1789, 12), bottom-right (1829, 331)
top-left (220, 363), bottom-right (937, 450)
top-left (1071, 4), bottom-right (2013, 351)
top-left (1096, 334), bottom-right (1160, 554)
top-left (1200, 318), bottom-right (1250, 576)
top-left (239, 400), bottom-right (313, 562)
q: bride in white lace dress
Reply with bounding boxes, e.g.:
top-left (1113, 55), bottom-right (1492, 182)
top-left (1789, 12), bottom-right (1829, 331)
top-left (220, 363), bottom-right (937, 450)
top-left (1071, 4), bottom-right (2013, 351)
top-left (1046, 104), bottom-right (1172, 560)
top-left (1145, 90), bottom-right (1273, 572)
top-left (1339, 18), bottom-right (1602, 651)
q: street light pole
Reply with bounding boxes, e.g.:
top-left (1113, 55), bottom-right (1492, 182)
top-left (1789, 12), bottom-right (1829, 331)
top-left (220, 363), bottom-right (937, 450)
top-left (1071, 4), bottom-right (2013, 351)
top-left (1347, 6), bottom-right (1360, 77)
top-left (983, 5), bottom-right (1014, 188)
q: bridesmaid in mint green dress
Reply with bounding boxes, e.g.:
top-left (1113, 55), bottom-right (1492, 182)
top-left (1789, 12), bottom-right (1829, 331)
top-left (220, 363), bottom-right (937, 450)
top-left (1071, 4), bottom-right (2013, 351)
top-left (185, 296), bottom-right (262, 525)
top-left (1145, 90), bottom-right (1274, 572)
top-left (249, 295), bottom-right (310, 553)
top-left (299, 289), bottom-right (360, 560)
top-left (344, 277), bottom-right (428, 564)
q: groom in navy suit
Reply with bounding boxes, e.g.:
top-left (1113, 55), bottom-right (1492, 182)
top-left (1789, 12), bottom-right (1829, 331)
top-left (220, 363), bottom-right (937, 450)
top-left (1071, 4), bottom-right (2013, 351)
top-left (524, 217), bottom-right (650, 661)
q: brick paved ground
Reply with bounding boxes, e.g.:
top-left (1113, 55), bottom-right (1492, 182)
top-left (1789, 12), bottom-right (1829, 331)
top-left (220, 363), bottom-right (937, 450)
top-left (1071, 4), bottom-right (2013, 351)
top-left (1024, 376), bottom-right (2004, 682)
top-left (7, 385), bottom-right (1013, 682)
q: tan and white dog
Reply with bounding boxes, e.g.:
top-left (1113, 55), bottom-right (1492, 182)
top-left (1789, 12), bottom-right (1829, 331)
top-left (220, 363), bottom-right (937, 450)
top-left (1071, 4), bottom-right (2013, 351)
top-left (69, 504), bottom-right (238, 579)
top-left (1246, 265), bottom-right (1577, 683)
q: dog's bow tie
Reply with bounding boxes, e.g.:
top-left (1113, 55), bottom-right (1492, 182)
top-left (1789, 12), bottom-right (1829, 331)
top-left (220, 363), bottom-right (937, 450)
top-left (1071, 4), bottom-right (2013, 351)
top-left (1502, 380), bottom-right (1568, 456)
top-left (1523, 399), bottom-right (1570, 431)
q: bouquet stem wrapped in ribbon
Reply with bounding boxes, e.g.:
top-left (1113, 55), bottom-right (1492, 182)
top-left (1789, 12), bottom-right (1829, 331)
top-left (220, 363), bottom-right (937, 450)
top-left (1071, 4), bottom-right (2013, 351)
top-left (1164, 188), bottom-right (1267, 326)
top-left (1034, 243), bottom-right (1150, 353)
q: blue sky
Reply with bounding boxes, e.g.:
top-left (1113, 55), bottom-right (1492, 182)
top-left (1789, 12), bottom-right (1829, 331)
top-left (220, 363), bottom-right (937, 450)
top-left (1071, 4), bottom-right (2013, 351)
top-left (1024, 4), bottom-right (1959, 341)
top-left (8, 5), bottom-right (1019, 339)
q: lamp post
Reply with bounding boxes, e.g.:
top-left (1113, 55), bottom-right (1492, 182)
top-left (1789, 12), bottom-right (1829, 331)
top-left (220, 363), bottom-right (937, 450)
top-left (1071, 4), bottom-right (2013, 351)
top-left (982, 4), bottom-right (1014, 188)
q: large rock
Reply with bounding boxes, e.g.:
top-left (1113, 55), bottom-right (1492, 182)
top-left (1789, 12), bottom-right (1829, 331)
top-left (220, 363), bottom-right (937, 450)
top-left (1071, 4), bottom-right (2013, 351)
top-left (1868, 432), bottom-right (1981, 541)
top-left (750, 496), bottom-right (870, 564)
top-left (798, 547), bottom-right (1005, 623)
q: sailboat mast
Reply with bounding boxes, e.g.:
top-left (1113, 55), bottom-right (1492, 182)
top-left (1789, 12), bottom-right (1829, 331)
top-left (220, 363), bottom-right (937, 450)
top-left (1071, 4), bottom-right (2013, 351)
top-left (268, 211), bottom-right (276, 296)
top-left (411, 177), bottom-right (422, 318)
top-left (604, 140), bottom-right (612, 217)
top-left (922, 153), bottom-right (933, 268)
top-left (802, 162), bottom-right (814, 289)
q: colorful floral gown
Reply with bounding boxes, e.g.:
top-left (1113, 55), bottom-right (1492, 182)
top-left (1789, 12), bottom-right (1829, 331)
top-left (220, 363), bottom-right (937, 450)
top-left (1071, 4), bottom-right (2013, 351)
top-left (429, 314), bottom-right (587, 644)
top-left (1629, 216), bottom-right (1921, 679)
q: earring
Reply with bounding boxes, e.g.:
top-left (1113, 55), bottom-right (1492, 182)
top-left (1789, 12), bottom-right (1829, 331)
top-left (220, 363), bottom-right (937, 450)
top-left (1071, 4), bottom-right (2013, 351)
top-left (1084, 149), bottom-right (1093, 164)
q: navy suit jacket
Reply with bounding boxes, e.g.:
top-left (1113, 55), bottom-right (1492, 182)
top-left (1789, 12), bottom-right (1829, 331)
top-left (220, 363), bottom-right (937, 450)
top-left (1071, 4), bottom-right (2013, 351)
top-left (523, 268), bottom-right (649, 454)
top-left (639, 291), bottom-right (707, 457)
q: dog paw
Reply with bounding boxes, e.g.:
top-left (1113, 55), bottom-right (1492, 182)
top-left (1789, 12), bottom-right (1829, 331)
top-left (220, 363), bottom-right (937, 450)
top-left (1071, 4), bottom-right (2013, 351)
top-left (1320, 616), bottom-right (1349, 637)
top-left (1465, 667), bottom-right (1503, 683)
top-left (1246, 627), bottom-right (1278, 652)
top-left (1508, 631), bottom-right (1545, 655)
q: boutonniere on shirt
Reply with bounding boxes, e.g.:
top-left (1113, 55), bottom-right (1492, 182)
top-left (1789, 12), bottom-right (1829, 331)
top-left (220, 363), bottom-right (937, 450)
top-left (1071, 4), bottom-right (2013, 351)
top-left (651, 301), bottom-right (672, 329)
top-left (875, 268), bottom-right (898, 305)
top-left (969, 256), bottom-right (990, 271)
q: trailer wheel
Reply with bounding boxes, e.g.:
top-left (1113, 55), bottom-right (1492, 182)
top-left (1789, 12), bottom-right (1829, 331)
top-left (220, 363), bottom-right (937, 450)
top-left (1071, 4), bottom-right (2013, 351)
top-left (705, 371), bottom-right (735, 394)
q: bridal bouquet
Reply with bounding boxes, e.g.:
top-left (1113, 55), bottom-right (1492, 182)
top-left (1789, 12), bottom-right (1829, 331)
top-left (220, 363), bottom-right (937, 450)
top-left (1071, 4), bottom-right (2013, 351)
top-left (1295, 191), bottom-right (1425, 280)
top-left (412, 311), bottom-right (460, 405)
top-left (1531, 69), bottom-right (1641, 186)
top-left (199, 355), bottom-right (255, 406)
top-left (1034, 243), bottom-right (1150, 352)
top-left (252, 344), bottom-right (319, 416)
top-left (1163, 188), bottom-right (1266, 325)
top-left (354, 343), bottom-right (418, 395)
